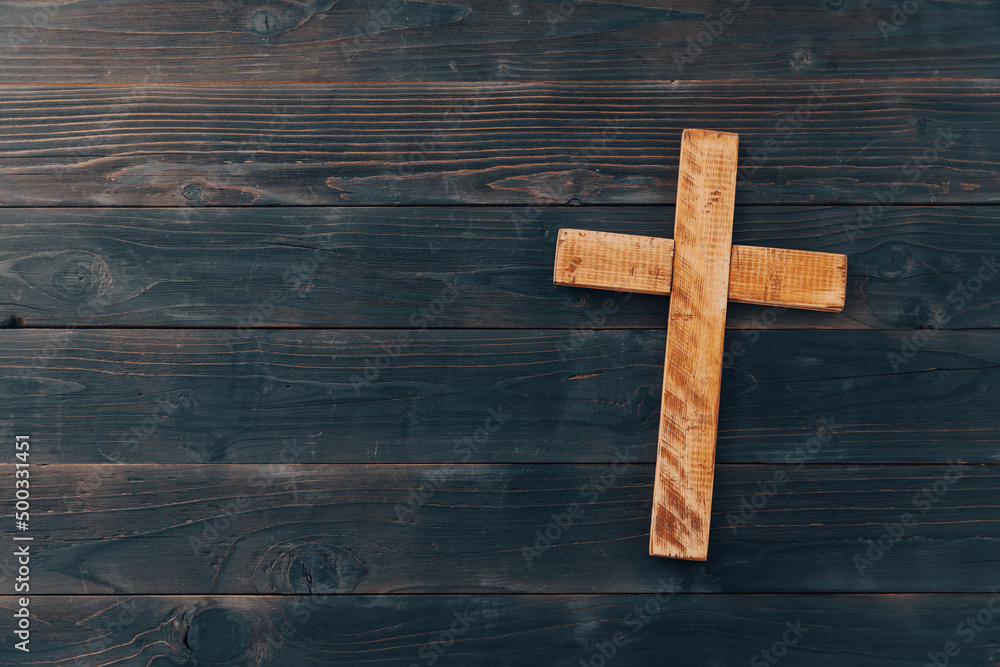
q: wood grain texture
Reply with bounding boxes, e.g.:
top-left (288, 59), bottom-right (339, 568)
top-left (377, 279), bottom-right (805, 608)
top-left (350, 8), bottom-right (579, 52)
top-left (4, 463), bottom-right (997, 594)
top-left (0, 206), bottom-right (993, 330)
top-left (651, 129), bottom-right (738, 560)
top-left (5, 594), bottom-right (1000, 666)
top-left (0, 0), bottom-right (998, 83)
top-left (0, 329), bottom-right (996, 465)
top-left (729, 244), bottom-right (846, 312)
top-left (554, 228), bottom-right (674, 296)
top-left (0, 81), bottom-right (997, 206)
top-left (2, 0), bottom-right (997, 660)
top-left (554, 228), bottom-right (846, 311)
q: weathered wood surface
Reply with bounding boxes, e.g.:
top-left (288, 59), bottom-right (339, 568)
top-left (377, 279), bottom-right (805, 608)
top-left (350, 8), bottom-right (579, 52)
top-left (0, 329), bottom-right (996, 464)
top-left (4, 463), bottom-right (995, 594)
top-left (553, 228), bottom-right (847, 311)
top-left (2, 0), bottom-right (998, 658)
top-left (728, 244), bottom-right (847, 312)
top-left (554, 228), bottom-right (676, 295)
top-left (1, 0), bottom-right (998, 83)
top-left (4, 593), bottom-right (1000, 666)
top-left (651, 128), bottom-right (738, 560)
top-left (0, 81), bottom-right (996, 206)
top-left (0, 206), bottom-right (995, 329)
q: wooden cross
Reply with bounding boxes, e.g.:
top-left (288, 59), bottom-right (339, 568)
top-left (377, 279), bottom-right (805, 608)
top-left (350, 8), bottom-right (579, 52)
top-left (552, 129), bottom-right (847, 560)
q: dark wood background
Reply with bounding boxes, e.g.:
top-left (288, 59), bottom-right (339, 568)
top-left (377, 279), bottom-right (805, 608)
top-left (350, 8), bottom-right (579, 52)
top-left (1, 1), bottom-right (999, 664)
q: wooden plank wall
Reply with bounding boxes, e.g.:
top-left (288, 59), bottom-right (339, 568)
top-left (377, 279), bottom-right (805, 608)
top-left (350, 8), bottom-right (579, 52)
top-left (1, 1), bottom-right (999, 664)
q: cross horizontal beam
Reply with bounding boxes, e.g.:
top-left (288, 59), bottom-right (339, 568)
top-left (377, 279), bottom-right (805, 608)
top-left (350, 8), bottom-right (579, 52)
top-left (554, 228), bottom-right (847, 313)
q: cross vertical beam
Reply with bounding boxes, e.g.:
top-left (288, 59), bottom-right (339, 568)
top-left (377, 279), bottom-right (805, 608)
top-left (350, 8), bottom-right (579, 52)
top-left (650, 129), bottom-right (739, 560)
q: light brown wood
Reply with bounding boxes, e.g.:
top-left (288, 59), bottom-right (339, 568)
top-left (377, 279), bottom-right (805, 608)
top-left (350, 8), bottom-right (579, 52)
top-left (550, 128), bottom-right (848, 561)
top-left (554, 229), bottom-right (846, 312)
top-left (729, 245), bottom-right (847, 312)
top-left (650, 129), bottom-right (739, 560)
top-left (554, 229), bottom-right (674, 295)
